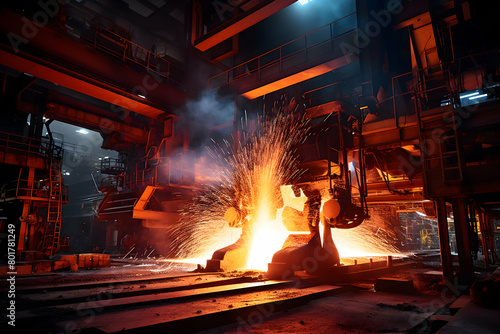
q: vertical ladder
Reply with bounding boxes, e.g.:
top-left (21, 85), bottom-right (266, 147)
top-left (441, 78), bottom-right (463, 182)
top-left (417, 83), bottom-right (463, 186)
top-left (437, 109), bottom-right (463, 183)
top-left (41, 157), bottom-right (63, 257)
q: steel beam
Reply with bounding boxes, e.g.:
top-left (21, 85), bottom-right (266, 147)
top-left (44, 102), bottom-right (148, 145)
top-left (0, 50), bottom-right (167, 119)
top-left (0, 9), bottom-right (187, 119)
top-left (365, 193), bottom-right (425, 203)
top-left (242, 55), bottom-right (356, 99)
top-left (194, 0), bottom-right (297, 51)
top-left (0, 151), bottom-right (46, 169)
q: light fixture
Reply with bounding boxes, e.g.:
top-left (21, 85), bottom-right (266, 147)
top-left (76, 129), bottom-right (89, 134)
top-left (460, 91), bottom-right (479, 99)
top-left (469, 93), bottom-right (488, 100)
top-left (298, 0), bottom-right (311, 4)
top-left (137, 94), bottom-right (147, 99)
top-left (416, 211), bottom-right (426, 217)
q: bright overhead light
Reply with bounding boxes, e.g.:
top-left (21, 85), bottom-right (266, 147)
top-left (298, 0), bottom-right (311, 4)
top-left (469, 93), bottom-right (488, 100)
top-left (137, 94), bottom-right (147, 99)
top-left (76, 129), bottom-right (89, 134)
top-left (460, 92), bottom-right (479, 99)
top-left (416, 211), bottom-right (426, 217)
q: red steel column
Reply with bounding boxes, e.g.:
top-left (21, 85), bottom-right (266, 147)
top-left (436, 198), bottom-right (453, 282)
top-left (452, 198), bottom-right (475, 284)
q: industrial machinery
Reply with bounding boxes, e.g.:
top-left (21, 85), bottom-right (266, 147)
top-left (206, 99), bottom-right (370, 275)
top-left (0, 0), bottom-right (499, 286)
top-left (0, 127), bottom-right (69, 262)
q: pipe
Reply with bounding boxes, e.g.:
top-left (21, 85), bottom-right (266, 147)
top-left (90, 172), bottom-right (102, 194)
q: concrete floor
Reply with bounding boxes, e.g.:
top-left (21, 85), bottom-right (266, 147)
top-left (2, 257), bottom-right (499, 333)
top-left (199, 288), bottom-right (442, 334)
top-left (436, 266), bottom-right (500, 334)
top-left (198, 264), bottom-right (500, 334)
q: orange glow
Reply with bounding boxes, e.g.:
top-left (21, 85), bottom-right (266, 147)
top-left (171, 226), bottom-right (242, 265)
top-left (200, 226), bottom-right (243, 259)
top-left (169, 111), bottom-right (398, 270)
top-left (246, 190), bottom-right (398, 270)
top-left (245, 160), bottom-right (290, 269)
top-left (246, 203), bottom-right (289, 270)
top-left (333, 229), bottom-right (394, 257)
top-left (241, 55), bottom-right (357, 99)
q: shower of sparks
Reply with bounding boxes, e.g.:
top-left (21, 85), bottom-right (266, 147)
top-left (166, 99), bottom-right (401, 270)
top-left (166, 101), bottom-right (310, 268)
top-left (332, 223), bottom-right (401, 257)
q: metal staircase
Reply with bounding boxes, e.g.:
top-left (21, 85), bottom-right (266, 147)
top-left (41, 157), bottom-right (63, 257)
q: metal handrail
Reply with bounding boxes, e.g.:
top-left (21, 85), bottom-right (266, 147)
top-left (0, 130), bottom-right (49, 157)
top-left (365, 50), bottom-right (500, 126)
top-left (64, 5), bottom-right (185, 90)
top-left (208, 12), bottom-right (357, 90)
top-left (303, 81), bottom-right (358, 108)
top-left (1, 177), bottom-right (68, 202)
top-left (0, 130), bottom-right (64, 165)
top-left (131, 151), bottom-right (204, 190)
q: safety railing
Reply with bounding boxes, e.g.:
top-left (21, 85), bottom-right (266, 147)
top-left (100, 157), bottom-right (125, 175)
top-left (0, 130), bottom-right (63, 161)
top-left (64, 5), bottom-right (185, 90)
top-left (0, 131), bottom-right (47, 158)
top-left (131, 151), bottom-right (208, 190)
top-left (367, 66), bottom-right (448, 124)
top-left (208, 12), bottom-right (357, 91)
top-left (370, 50), bottom-right (500, 125)
top-left (303, 81), bottom-right (359, 109)
top-left (1, 176), bottom-right (68, 202)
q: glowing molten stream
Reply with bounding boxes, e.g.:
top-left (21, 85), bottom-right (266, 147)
top-left (244, 186), bottom-right (397, 271)
top-left (246, 201), bottom-right (289, 270)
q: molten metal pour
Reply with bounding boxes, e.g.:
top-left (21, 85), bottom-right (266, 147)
top-left (210, 182), bottom-right (349, 273)
top-left (172, 106), bottom-right (379, 273)
top-left (200, 103), bottom-right (373, 273)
